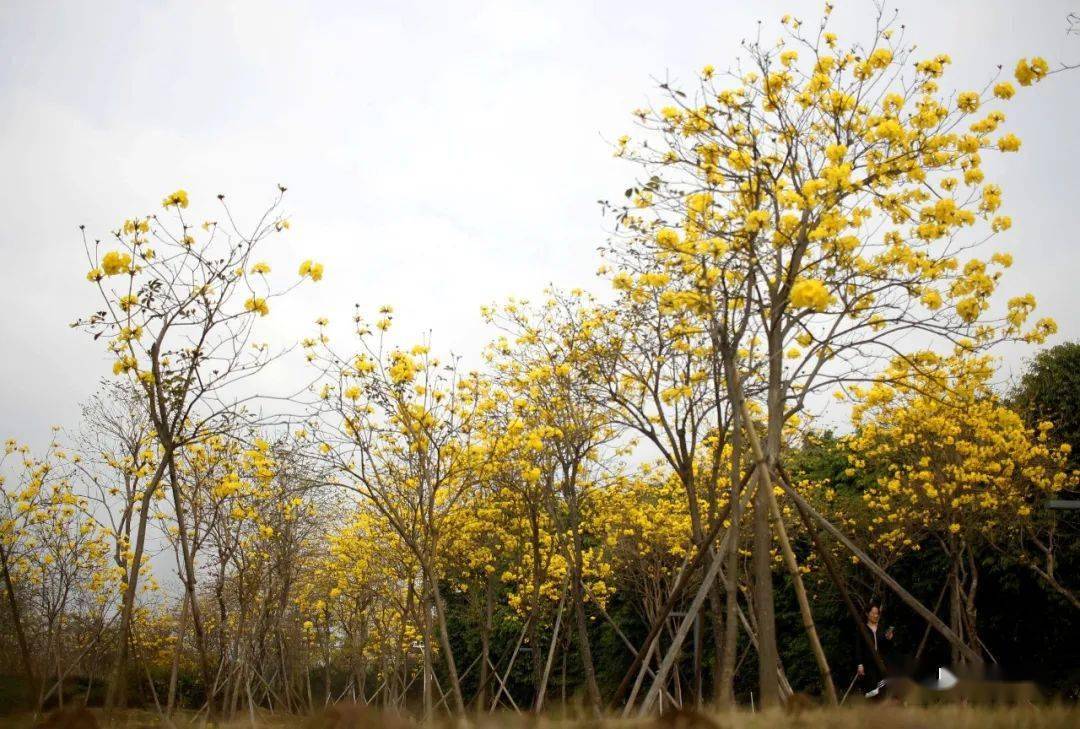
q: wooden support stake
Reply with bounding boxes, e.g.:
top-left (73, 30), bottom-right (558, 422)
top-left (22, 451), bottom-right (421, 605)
top-left (766, 484), bottom-right (837, 704)
top-left (534, 581), bottom-right (567, 712)
top-left (636, 477), bottom-right (758, 716)
top-left (609, 467), bottom-right (755, 711)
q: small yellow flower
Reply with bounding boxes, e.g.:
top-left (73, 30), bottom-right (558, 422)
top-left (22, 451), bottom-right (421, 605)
top-left (1014, 57), bottom-right (1049, 86)
top-left (161, 189), bottom-right (189, 209)
top-left (956, 91), bottom-right (980, 113)
top-left (244, 297), bottom-right (269, 317)
top-left (101, 251), bottom-right (132, 276)
top-left (112, 355), bottom-right (137, 375)
top-left (299, 260), bottom-right (324, 281)
top-left (789, 279), bottom-right (833, 311)
top-left (997, 133), bottom-right (1021, 152)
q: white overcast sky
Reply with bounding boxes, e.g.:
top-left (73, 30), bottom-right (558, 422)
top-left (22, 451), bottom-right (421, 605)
top-left (1, 0), bottom-right (1077, 444)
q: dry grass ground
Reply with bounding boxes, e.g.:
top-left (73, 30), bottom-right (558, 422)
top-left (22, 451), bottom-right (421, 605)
top-left (4, 703), bottom-right (1080, 729)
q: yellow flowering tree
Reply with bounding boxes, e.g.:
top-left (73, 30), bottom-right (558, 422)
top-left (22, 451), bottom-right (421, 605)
top-left (599, 467), bottom-right (694, 647)
top-left (607, 4), bottom-right (1061, 705)
top-left (67, 381), bottom-right (165, 709)
top-left (466, 392), bottom-right (569, 707)
top-left (586, 268), bottom-right (741, 700)
top-left (304, 506), bottom-right (423, 711)
top-left (482, 293), bottom-right (623, 714)
top-left (307, 309), bottom-right (488, 715)
top-left (74, 187), bottom-right (322, 710)
top-left (847, 353), bottom-right (1076, 662)
top-left (0, 436), bottom-right (116, 709)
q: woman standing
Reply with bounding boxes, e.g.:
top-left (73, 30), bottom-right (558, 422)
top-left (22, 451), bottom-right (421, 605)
top-left (855, 603), bottom-right (894, 691)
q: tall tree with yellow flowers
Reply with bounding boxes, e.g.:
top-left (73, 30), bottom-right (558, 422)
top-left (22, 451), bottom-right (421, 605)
top-left (483, 292), bottom-right (623, 715)
top-left (74, 187), bottom-right (323, 711)
top-left (847, 353), bottom-right (1076, 663)
top-left (307, 504), bottom-right (423, 711)
top-left (69, 382), bottom-right (159, 710)
top-left (439, 458), bottom-right (512, 713)
top-left (587, 267), bottom-right (739, 701)
top-left (307, 308), bottom-right (489, 716)
top-left (607, 3), bottom-right (1061, 706)
top-left (467, 382), bottom-right (568, 709)
top-left (0, 437), bottom-right (117, 709)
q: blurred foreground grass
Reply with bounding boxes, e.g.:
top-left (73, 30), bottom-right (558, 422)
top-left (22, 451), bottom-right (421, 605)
top-left (3, 703), bottom-right (1080, 729)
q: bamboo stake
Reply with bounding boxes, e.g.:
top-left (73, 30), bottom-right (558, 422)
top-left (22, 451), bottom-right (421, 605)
top-left (766, 484), bottom-right (837, 704)
top-left (434, 654), bottom-right (481, 712)
top-left (915, 578), bottom-right (951, 664)
top-left (584, 584), bottom-right (679, 708)
top-left (166, 591), bottom-right (190, 715)
top-left (637, 476), bottom-right (758, 715)
top-left (534, 580), bottom-right (567, 712)
top-left (732, 550), bottom-right (794, 700)
top-left (784, 483), bottom-right (886, 676)
top-left (623, 631), bottom-right (659, 713)
top-left (486, 657), bottom-right (521, 713)
top-left (488, 620), bottom-right (529, 712)
top-left (609, 467), bottom-right (755, 711)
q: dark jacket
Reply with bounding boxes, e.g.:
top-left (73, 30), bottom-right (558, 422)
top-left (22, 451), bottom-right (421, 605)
top-left (855, 624), bottom-right (891, 686)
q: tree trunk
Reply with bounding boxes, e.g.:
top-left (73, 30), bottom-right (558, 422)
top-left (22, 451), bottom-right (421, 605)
top-left (571, 552), bottom-right (602, 714)
top-left (477, 574), bottom-right (493, 713)
top-left (751, 464), bottom-right (780, 708)
top-left (753, 332), bottom-right (788, 710)
top-left (428, 566), bottom-right (466, 714)
top-left (950, 565), bottom-right (963, 666)
top-left (535, 582), bottom-right (566, 712)
top-left (567, 491), bottom-right (602, 715)
top-left (420, 579), bottom-right (433, 720)
top-left (963, 545), bottom-right (981, 660)
top-left (527, 511), bottom-right (545, 703)
top-left (165, 450), bottom-right (215, 709)
top-left (105, 458), bottom-right (168, 710)
top-left (717, 393), bottom-right (744, 706)
top-left (0, 540), bottom-right (38, 703)
top-left (166, 590), bottom-right (190, 715)
top-left (355, 619), bottom-right (368, 703)
top-left (766, 485), bottom-right (837, 704)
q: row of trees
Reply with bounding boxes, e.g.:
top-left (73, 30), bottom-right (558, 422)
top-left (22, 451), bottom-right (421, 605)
top-left (1, 5), bottom-right (1077, 720)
